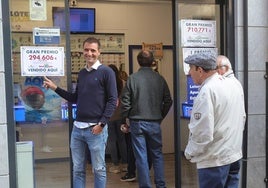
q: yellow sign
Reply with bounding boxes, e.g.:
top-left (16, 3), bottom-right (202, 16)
top-left (142, 43), bottom-right (163, 59)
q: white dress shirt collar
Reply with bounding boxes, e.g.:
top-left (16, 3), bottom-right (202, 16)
top-left (85, 60), bottom-right (102, 72)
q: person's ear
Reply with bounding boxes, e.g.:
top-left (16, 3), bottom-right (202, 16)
top-left (198, 66), bottom-right (203, 73)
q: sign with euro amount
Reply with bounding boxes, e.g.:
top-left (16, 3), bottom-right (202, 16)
top-left (180, 19), bottom-right (216, 47)
top-left (20, 46), bottom-right (64, 76)
top-left (182, 47), bottom-right (218, 75)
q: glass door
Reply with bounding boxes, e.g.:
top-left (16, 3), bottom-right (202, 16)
top-left (174, 0), bottom-right (225, 187)
top-left (10, 0), bottom-right (71, 187)
top-left (178, 2), bottom-right (221, 151)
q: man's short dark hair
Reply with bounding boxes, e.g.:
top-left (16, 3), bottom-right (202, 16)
top-left (83, 37), bottom-right (101, 49)
top-left (137, 50), bottom-right (154, 67)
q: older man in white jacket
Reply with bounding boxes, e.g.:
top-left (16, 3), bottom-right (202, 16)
top-left (184, 53), bottom-right (246, 188)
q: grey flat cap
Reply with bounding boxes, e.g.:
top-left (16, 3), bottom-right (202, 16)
top-left (184, 53), bottom-right (217, 70)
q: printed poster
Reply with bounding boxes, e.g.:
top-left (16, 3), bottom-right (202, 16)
top-left (18, 76), bottom-right (62, 123)
top-left (20, 46), bottom-right (64, 76)
top-left (29, 0), bottom-right (47, 21)
top-left (181, 19), bottom-right (216, 47)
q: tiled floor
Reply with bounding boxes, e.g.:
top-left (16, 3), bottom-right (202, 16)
top-left (18, 122), bottom-right (198, 187)
top-left (34, 154), bottom-right (198, 188)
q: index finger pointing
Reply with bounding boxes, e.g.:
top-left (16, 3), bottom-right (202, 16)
top-left (43, 76), bottom-right (49, 81)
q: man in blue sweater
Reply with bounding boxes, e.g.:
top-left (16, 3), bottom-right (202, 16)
top-left (121, 50), bottom-right (173, 188)
top-left (43, 37), bottom-right (117, 188)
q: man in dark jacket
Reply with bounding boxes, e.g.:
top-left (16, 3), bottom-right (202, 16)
top-left (121, 50), bottom-right (173, 188)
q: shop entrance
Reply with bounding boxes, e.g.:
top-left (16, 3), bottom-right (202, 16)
top-left (174, 1), bottom-right (232, 187)
top-left (4, 0), bottom-right (232, 187)
top-left (10, 0), bottom-right (72, 187)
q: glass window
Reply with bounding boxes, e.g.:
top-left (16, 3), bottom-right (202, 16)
top-left (10, 0), bottom-right (71, 187)
top-left (176, 1), bottom-right (223, 187)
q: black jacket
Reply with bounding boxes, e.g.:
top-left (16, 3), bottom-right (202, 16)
top-left (121, 67), bottom-right (172, 121)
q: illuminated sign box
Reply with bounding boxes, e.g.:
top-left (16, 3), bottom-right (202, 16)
top-left (181, 102), bottom-right (193, 119)
top-left (14, 104), bottom-right (77, 122)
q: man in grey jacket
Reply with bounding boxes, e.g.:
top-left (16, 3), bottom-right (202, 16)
top-left (121, 50), bottom-right (173, 188)
top-left (184, 53), bottom-right (246, 188)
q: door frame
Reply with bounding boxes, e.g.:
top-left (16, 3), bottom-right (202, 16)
top-left (172, 0), bottom-right (237, 187)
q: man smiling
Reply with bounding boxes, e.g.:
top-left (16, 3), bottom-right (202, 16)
top-left (43, 37), bottom-right (117, 188)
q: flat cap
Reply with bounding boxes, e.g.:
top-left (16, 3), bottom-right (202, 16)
top-left (184, 53), bottom-right (217, 70)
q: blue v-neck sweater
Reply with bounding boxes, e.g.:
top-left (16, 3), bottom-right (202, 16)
top-left (55, 65), bottom-right (117, 124)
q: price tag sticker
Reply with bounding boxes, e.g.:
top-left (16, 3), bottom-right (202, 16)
top-left (20, 46), bottom-right (65, 76)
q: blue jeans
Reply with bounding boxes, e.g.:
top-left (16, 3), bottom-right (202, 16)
top-left (125, 132), bottom-right (152, 176)
top-left (198, 160), bottom-right (241, 188)
top-left (130, 120), bottom-right (166, 188)
top-left (70, 125), bottom-right (108, 188)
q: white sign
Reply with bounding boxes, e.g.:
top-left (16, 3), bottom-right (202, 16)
top-left (182, 48), bottom-right (218, 75)
top-left (181, 19), bottom-right (216, 47)
top-left (33, 27), bottom-right (61, 45)
top-left (20, 46), bottom-right (65, 76)
top-left (30, 0), bottom-right (47, 21)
